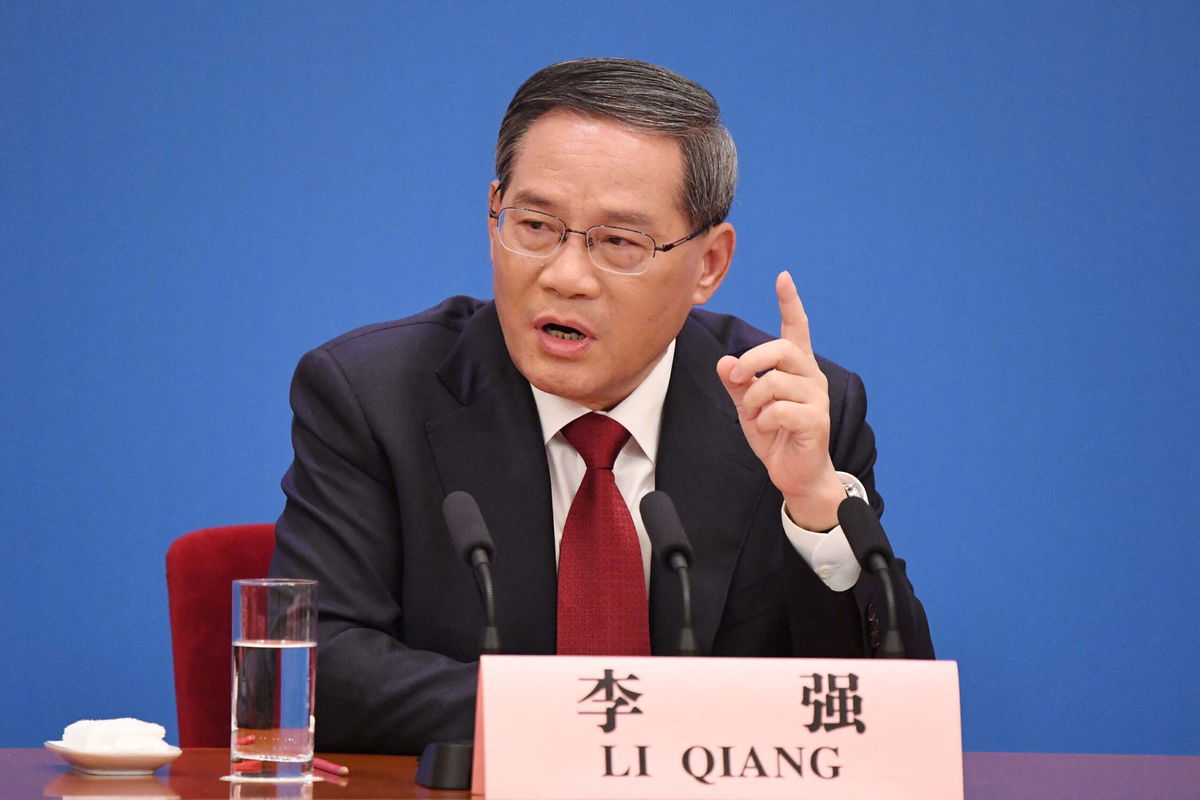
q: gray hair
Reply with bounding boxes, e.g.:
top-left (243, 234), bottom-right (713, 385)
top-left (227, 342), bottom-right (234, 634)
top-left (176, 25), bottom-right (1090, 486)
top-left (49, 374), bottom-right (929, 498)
top-left (495, 58), bottom-right (737, 230)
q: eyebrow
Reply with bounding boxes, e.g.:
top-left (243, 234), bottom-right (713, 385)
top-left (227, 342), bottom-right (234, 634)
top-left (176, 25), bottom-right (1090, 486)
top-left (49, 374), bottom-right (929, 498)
top-left (603, 208), bottom-right (656, 230)
top-left (506, 189), bottom-right (658, 232)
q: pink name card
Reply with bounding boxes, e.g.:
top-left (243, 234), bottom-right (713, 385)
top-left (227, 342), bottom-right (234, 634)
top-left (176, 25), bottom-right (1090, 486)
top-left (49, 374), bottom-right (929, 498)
top-left (472, 655), bottom-right (962, 800)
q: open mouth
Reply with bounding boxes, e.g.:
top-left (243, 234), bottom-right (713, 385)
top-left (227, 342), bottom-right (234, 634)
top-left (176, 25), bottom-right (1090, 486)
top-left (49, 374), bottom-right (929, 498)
top-left (543, 323), bottom-right (586, 341)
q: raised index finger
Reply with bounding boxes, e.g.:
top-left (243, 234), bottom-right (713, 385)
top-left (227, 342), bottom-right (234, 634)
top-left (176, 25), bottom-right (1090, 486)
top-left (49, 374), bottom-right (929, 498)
top-left (776, 270), bottom-right (813, 355)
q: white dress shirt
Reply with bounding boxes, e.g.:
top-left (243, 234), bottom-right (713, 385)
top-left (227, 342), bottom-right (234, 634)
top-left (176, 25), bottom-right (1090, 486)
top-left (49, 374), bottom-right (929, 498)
top-left (529, 340), bottom-right (863, 592)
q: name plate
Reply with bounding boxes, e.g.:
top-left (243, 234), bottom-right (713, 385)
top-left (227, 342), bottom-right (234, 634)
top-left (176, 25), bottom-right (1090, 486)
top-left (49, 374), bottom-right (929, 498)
top-left (472, 655), bottom-right (962, 800)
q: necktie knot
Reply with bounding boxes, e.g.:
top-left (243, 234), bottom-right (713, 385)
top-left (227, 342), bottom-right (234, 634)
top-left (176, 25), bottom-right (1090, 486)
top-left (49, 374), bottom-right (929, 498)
top-left (561, 413), bottom-right (630, 470)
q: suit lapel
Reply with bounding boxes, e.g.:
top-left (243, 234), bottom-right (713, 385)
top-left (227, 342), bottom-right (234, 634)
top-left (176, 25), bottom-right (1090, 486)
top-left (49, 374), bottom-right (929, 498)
top-left (651, 315), bottom-right (767, 655)
top-left (425, 303), bottom-right (558, 655)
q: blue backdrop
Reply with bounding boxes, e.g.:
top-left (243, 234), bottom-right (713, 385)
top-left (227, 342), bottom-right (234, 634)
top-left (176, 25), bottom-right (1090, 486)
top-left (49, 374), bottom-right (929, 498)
top-left (2, 1), bottom-right (1197, 755)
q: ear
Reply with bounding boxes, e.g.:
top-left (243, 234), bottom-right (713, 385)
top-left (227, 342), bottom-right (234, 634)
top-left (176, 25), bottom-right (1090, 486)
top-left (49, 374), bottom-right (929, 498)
top-left (486, 180), bottom-right (501, 247)
top-left (691, 221), bottom-right (735, 305)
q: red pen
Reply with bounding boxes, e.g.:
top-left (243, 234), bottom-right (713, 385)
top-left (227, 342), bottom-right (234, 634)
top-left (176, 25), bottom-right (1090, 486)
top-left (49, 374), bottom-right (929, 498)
top-left (314, 757), bottom-right (350, 776)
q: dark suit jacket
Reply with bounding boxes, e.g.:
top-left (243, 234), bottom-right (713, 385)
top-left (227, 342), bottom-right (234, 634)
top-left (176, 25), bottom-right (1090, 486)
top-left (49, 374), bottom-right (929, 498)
top-left (269, 296), bottom-right (933, 755)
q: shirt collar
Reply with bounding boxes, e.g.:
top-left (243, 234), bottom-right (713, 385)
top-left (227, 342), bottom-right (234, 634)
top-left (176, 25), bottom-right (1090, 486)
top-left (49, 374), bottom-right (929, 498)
top-left (529, 339), bottom-right (676, 465)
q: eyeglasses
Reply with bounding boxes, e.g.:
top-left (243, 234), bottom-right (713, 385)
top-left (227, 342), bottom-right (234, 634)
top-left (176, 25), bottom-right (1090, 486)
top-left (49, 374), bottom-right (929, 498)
top-left (489, 206), bottom-right (709, 276)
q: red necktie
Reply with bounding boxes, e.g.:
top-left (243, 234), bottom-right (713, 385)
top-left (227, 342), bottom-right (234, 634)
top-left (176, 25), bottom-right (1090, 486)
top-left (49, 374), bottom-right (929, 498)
top-left (556, 413), bottom-right (650, 655)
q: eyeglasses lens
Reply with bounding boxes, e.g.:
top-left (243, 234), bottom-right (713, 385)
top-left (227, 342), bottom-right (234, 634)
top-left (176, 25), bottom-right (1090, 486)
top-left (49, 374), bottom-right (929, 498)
top-left (496, 208), bottom-right (654, 275)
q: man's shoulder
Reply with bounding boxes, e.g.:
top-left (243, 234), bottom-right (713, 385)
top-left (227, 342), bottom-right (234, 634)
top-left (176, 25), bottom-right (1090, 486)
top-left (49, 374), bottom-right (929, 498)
top-left (292, 296), bottom-right (496, 395)
top-left (317, 295), bottom-right (488, 355)
top-left (296, 296), bottom-right (489, 377)
top-left (290, 296), bottom-right (498, 411)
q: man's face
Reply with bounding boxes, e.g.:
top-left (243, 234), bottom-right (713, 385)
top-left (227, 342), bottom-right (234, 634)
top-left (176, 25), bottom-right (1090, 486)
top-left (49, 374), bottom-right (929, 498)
top-left (490, 109), bottom-right (733, 410)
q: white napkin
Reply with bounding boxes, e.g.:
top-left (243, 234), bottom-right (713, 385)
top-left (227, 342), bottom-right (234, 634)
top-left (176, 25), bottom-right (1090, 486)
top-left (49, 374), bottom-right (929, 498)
top-left (62, 718), bottom-right (174, 753)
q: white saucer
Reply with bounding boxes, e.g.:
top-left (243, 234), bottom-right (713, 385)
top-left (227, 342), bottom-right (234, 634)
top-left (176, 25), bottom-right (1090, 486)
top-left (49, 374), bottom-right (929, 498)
top-left (44, 740), bottom-right (182, 775)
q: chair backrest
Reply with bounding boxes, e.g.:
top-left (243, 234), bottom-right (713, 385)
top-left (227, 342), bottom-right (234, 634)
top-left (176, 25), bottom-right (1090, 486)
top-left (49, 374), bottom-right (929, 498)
top-left (166, 524), bottom-right (275, 747)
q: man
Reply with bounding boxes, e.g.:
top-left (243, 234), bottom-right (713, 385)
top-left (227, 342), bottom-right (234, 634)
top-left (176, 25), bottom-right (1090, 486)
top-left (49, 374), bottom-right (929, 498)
top-left (270, 58), bottom-right (933, 755)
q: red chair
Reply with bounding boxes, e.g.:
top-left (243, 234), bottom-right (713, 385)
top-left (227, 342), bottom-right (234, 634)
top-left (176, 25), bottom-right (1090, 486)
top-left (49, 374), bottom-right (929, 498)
top-left (166, 524), bottom-right (275, 747)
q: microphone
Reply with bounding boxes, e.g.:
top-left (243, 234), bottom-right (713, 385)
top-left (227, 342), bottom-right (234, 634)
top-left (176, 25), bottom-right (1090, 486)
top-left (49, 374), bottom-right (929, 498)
top-left (837, 496), bottom-right (905, 659)
top-left (442, 491), bottom-right (501, 655)
top-left (418, 492), bottom-right (495, 790)
top-left (639, 491), bottom-right (698, 656)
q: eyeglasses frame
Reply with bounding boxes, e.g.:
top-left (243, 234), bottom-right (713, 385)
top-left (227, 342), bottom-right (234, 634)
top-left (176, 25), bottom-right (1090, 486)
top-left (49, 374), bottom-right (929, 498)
top-left (488, 205), bottom-right (711, 275)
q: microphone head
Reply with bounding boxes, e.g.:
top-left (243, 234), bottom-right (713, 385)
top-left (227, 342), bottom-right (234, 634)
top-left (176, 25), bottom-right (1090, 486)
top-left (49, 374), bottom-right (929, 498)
top-left (639, 491), bottom-right (694, 568)
top-left (836, 496), bottom-right (894, 567)
top-left (442, 491), bottom-right (495, 564)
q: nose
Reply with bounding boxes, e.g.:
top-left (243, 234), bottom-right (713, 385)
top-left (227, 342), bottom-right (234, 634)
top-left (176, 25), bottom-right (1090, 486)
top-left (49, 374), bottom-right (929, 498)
top-left (537, 229), bottom-right (601, 298)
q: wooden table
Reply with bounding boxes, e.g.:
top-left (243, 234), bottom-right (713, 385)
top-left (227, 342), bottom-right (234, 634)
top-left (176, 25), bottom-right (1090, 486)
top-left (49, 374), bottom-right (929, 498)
top-left (3, 748), bottom-right (1197, 799)
top-left (1, 749), bottom-right (450, 800)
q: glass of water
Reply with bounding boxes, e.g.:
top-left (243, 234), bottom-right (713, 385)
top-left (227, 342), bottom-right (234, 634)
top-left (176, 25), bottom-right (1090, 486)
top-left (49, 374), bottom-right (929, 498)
top-left (230, 579), bottom-right (317, 781)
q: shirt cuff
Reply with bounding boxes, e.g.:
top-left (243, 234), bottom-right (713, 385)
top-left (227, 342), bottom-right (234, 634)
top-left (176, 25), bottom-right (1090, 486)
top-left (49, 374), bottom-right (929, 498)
top-left (780, 472), bottom-right (865, 592)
